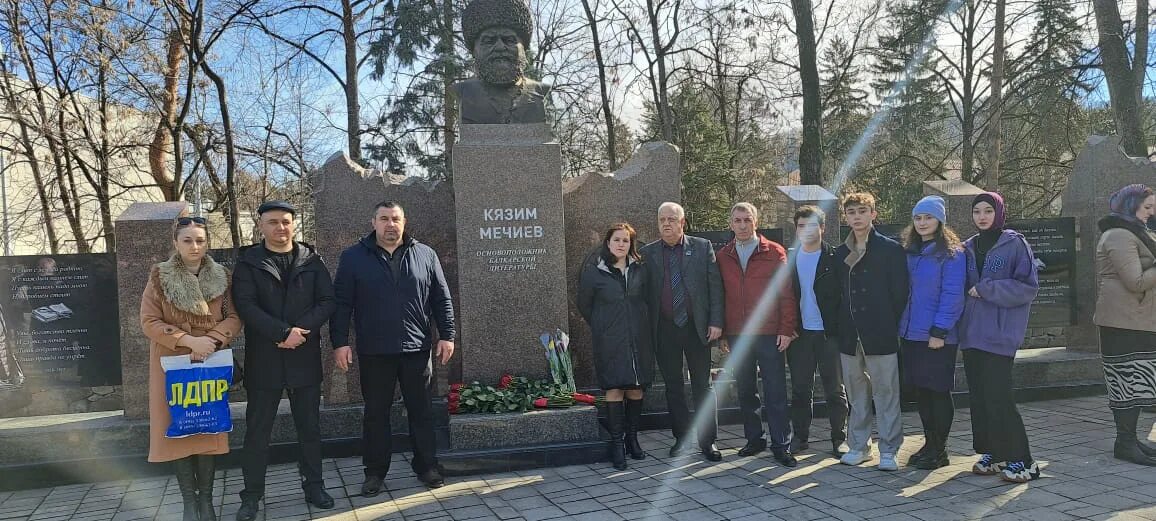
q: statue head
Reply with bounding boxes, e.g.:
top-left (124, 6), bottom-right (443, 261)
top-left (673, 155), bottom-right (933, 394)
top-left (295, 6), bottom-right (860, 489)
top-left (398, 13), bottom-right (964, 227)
top-left (463, 0), bottom-right (533, 86)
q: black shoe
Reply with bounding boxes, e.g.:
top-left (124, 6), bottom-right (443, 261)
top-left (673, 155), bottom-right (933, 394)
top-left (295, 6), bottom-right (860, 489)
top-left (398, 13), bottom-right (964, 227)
top-left (914, 451), bottom-right (950, 470)
top-left (790, 438), bottom-right (809, 454)
top-left (361, 475), bottom-right (385, 497)
top-left (908, 440), bottom-right (932, 465)
top-left (1140, 441), bottom-right (1156, 458)
top-left (737, 440), bottom-right (766, 457)
top-left (832, 441), bottom-right (847, 458)
top-left (234, 499), bottom-right (259, 521)
top-left (304, 488), bottom-right (334, 510)
top-left (418, 469), bottom-right (446, 489)
top-left (773, 449), bottom-right (798, 468)
top-left (701, 444), bottom-right (722, 462)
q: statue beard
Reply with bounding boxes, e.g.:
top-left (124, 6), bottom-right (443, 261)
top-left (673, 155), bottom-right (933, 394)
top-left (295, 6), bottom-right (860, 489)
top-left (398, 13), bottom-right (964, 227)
top-left (476, 51), bottom-right (527, 86)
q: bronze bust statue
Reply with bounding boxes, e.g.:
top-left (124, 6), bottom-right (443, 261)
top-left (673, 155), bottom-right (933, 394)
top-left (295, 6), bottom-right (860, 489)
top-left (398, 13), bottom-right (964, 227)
top-left (455, 0), bottom-right (552, 125)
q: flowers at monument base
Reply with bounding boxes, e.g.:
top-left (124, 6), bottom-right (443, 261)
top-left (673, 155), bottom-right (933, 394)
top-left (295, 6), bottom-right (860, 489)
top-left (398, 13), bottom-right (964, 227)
top-left (447, 376), bottom-right (598, 414)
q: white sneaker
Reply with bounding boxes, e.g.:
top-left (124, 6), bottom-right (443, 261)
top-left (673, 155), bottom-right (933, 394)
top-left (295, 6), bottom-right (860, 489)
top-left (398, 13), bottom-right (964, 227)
top-left (840, 448), bottom-right (874, 465)
top-left (878, 453), bottom-right (899, 471)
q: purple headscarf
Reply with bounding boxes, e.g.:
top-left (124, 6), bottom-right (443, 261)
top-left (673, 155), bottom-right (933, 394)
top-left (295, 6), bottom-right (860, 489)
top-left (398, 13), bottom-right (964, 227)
top-left (1109, 184), bottom-right (1154, 223)
top-left (972, 192), bottom-right (1006, 230)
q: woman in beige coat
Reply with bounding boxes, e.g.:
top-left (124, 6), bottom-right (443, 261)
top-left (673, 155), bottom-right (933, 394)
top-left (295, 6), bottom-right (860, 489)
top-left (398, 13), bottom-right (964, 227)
top-left (1094, 184), bottom-right (1156, 466)
top-left (141, 217), bottom-right (241, 521)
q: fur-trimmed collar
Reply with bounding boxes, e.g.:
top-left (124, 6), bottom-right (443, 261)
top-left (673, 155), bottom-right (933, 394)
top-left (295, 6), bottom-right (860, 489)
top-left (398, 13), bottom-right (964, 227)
top-left (156, 254), bottom-right (228, 316)
top-left (1099, 214), bottom-right (1156, 259)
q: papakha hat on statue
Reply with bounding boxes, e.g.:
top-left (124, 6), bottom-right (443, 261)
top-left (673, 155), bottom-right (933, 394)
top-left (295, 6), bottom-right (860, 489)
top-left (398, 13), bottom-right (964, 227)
top-left (462, 0), bottom-right (533, 52)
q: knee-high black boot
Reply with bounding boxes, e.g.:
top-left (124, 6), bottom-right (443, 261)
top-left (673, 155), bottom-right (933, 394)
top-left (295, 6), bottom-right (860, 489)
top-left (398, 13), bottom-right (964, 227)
top-left (909, 389), bottom-right (933, 465)
top-left (606, 401), bottom-right (628, 470)
top-left (916, 392), bottom-right (951, 470)
top-left (173, 457), bottom-right (199, 521)
top-left (1113, 408), bottom-right (1156, 466)
top-left (195, 455), bottom-right (217, 521)
top-left (624, 399), bottom-right (647, 460)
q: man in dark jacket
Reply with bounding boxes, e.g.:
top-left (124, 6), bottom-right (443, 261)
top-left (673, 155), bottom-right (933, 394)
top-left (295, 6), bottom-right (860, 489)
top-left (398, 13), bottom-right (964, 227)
top-left (718, 202), bottom-right (798, 467)
top-left (834, 193), bottom-right (909, 472)
top-left (331, 201), bottom-right (455, 496)
top-left (232, 200), bottom-right (337, 521)
top-left (640, 202), bottom-right (725, 461)
top-left (787, 205), bottom-right (848, 458)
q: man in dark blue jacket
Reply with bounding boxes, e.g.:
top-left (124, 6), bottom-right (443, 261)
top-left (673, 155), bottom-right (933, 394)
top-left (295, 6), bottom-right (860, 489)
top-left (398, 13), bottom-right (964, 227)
top-left (330, 201), bottom-right (455, 497)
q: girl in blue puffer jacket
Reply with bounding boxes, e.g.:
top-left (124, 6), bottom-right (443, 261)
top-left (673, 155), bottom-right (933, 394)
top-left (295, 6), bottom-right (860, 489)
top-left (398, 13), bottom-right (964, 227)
top-left (898, 195), bottom-right (966, 470)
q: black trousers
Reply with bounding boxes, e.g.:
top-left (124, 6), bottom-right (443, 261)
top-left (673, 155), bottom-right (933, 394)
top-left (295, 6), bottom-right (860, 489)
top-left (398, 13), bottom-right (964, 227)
top-left (240, 385), bottom-right (323, 502)
top-left (361, 351), bottom-right (437, 479)
top-left (786, 330), bottom-right (848, 445)
top-left (963, 349), bottom-right (1032, 463)
top-left (655, 317), bottom-right (717, 447)
top-left (914, 387), bottom-right (954, 444)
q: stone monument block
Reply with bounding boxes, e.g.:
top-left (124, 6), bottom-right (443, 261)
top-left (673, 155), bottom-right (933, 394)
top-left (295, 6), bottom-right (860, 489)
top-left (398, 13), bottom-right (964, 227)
top-left (923, 179), bottom-right (985, 235)
top-left (312, 152), bottom-right (459, 404)
top-left (773, 185), bottom-right (840, 246)
top-left (562, 142), bottom-right (681, 387)
top-left (115, 202), bottom-right (189, 419)
top-left (1061, 135), bottom-right (1156, 351)
top-left (452, 124), bottom-right (567, 384)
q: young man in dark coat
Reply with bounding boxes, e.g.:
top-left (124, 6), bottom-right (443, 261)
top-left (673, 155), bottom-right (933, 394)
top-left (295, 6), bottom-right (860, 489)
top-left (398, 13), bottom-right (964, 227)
top-left (231, 200), bottom-right (337, 521)
top-left (787, 205), bottom-right (849, 458)
top-left (331, 201), bottom-right (456, 497)
top-left (834, 193), bottom-right (909, 472)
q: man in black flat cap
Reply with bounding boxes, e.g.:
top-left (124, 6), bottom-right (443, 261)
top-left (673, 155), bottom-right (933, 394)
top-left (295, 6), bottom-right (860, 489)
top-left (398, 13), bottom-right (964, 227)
top-left (232, 200), bottom-right (337, 521)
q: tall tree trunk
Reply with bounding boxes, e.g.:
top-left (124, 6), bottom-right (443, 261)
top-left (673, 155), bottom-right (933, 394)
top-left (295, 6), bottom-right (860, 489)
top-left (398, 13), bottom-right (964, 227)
top-left (646, 0), bottom-right (673, 141)
top-left (441, 0), bottom-right (458, 179)
top-left (792, 0), bottom-right (823, 186)
top-left (984, 0), bottom-right (1005, 190)
top-left (1092, 0), bottom-right (1148, 156)
top-left (342, 0), bottom-right (362, 164)
top-left (150, 25), bottom-right (185, 200)
top-left (1134, 0), bottom-right (1149, 113)
top-left (581, 0), bottom-right (618, 169)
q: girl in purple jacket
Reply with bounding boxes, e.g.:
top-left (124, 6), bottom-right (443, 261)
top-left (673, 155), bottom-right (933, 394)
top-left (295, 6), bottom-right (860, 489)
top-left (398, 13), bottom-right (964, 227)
top-left (899, 196), bottom-right (967, 470)
top-left (958, 192), bottom-right (1040, 483)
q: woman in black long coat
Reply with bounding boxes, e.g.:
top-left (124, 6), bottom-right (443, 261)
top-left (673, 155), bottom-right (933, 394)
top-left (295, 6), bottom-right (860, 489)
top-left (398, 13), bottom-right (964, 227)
top-left (577, 223), bottom-right (655, 470)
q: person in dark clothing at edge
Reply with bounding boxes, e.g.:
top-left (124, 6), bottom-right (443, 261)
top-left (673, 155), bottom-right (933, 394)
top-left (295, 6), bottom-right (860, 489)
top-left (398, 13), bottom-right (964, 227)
top-left (787, 205), bottom-right (849, 458)
top-left (577, 223), bottom-right (655, 471)
top-left (231, 201), bottom-right (337, 521)
top-left (331, 201), bottom-right (456, 497)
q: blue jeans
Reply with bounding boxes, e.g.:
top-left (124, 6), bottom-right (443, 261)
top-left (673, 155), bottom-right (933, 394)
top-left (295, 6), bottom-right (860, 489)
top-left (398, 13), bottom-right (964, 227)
top-left (731, 335), bottom-right (791, 451)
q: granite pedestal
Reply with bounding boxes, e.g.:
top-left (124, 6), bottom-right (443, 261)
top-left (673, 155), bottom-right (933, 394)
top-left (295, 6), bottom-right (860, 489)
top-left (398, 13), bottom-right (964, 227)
top-left (451, 124), bottom-right (568, 385)
top-left (115, 202), bottom-right (189, 420)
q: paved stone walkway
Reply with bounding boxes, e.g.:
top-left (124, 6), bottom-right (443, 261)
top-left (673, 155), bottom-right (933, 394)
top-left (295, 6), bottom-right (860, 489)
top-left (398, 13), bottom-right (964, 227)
top-left (1, 396), bottom-right (1155, 521)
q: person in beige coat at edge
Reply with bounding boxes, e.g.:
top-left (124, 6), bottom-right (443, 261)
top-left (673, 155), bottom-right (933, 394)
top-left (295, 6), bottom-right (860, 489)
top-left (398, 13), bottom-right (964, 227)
top-left (1094, 183), bottom-right (1156, 467)
top-left (140, 216), bottom-right (242, 521)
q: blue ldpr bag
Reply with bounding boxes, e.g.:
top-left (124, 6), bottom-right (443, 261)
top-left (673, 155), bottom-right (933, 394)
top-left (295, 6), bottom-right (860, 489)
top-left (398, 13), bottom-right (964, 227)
top-left (161, 349), bottom-right (234, 438)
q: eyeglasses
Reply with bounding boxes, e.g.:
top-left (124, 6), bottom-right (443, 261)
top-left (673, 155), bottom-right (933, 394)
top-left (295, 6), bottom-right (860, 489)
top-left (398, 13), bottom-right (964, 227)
top-left (176, 216), bottom-right (207, 226)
